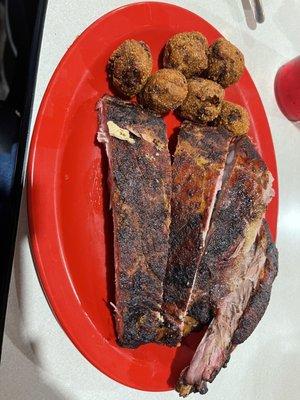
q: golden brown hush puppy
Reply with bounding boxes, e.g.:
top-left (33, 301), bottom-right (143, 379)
top-left (179, 78), bottom-right (224, 123)
top-left (206, 38), bottom-right (244, 87)
top-left (163, 32), bottom-right (208, 78)
top-left (139, 68), bottom-right (188, 115)
top-left (108, 39), bottom-right (152, 97)
top-left (213, 100), bottom-right (250, 135)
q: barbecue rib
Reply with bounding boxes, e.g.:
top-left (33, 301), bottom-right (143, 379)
top-left (177, 220), bottom-right (278, 396)
top-left (97, 95), bottom-right (171, 348)
top-left (186, 136), bottom-right (274, 330)
top-left (232, 221), bottom-right (278, 345)
top-left (176, 136), bottom-right (276, 396)
top-left (162, 122), bottom-right (232, 346)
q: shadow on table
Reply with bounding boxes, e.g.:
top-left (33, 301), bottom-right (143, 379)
top-left (2, 194), bottom-right (67, 400)
top-left (293, 122), bottom-right (300, 130)
top-left (0, 336), bottom-right (67, 400)
top-left (4, 193), bottom-right (37, 363)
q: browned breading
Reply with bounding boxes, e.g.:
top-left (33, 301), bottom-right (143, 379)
top-left (107, 39), bottom-right (152, 97)
top-left (179, 78), bottom-right (224, 123)
top-left (139, 68), bottom-right (188, 115)
top-left (206, 38), bottom-right (245, 87)
top-left (213, 100), bottom-right (250, 136)
top-left (163, 32), bottom-right (208, 78)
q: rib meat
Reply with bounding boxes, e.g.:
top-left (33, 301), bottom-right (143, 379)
top-left (232, 221), bottom-right (278, 345)
top-left (177, 220), bottom-right (278, 396)
top-left (162, 122), bottom-right (232, 346)
top-left (186, 135), bottom-right (274, 330)
top-left (176, 137), bottom-right (276, 396)
top-left (97, 95), bottom-right (171, 348)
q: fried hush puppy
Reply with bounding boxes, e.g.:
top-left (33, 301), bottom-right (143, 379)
top-left (207, 38), bottom-right (244, 87)
top-left (163, 32), bottom-right (208, 78)
top-left (214, 100), bottom-right (250, 135)
top-left (179, 78), bottom-right (224, 123)
top-left (108, 39), bottom-right (152, 97)
top-left (139, 68), bottom-right (188, 115)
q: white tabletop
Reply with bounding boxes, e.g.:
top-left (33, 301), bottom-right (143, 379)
top-left (1, 1), bottom-right (300, 399)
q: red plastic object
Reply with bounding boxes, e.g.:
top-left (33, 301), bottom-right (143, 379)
top-left (27, 2), bottom-right (278, 392)
top-left (275, 56), bottom-right (300, 122)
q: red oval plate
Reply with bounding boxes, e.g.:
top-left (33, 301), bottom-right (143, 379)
top-left (27, 2), bottom-right (278, 392)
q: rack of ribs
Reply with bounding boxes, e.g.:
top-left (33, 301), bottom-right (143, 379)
top-left (97, 95), bottom-right (171, 348)
top-left (175, 135), bottom-right (277, 396)
top-left (162, 122), bottom-right (232, 346)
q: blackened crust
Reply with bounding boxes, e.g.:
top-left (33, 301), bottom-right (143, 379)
top-left (187, 135), bottom-right (272, 324)
top-left (232, 220), bottom-right (278, 345)
top-left (162, 122), bottom-right (231, 345)
top-left (99, 95), bottom-right (171, 348)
